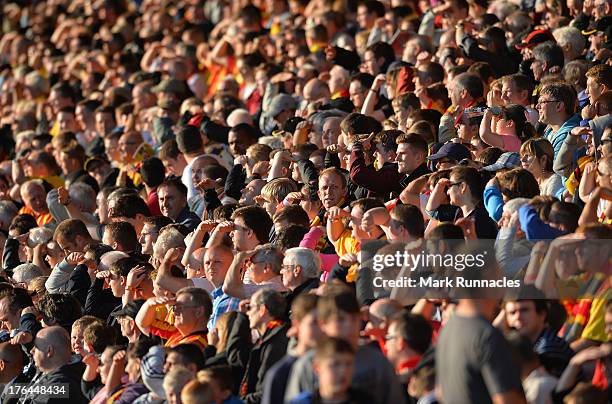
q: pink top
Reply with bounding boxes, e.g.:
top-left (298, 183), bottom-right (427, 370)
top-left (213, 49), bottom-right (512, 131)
top-left (501, 134), bottom-right (522, 152)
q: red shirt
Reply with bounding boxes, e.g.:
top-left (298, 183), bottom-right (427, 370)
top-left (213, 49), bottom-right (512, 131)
top-left (147, 188), bottom-right (162, 216)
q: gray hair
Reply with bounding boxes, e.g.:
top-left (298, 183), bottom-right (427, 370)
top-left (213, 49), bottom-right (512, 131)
top-left (310, 110), bottom-right (347, 136)
top-left (0, 200), bottom-right (18, 231)
top-left (553, 27), bottom-right (586, 59)
top-left (252, 244), bottom-right (283, 275)
top-left (153, 227), bottom-right (186, 261)
top-left (503, 198), bottom-right (530, 215)
top-left (258, 136), bottom-right (284, 150)
top-left (69, 183), bottom-right (97, 214)
top-left (284, 247), bottom-right (321, 279)
top-left (163, 366), bottom-right (193, 393)
top-left (12, 263), bottom-right (43, 284)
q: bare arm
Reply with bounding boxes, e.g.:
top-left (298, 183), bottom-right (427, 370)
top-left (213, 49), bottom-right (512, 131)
top-left (479, 109), bottom-right (505, 149)
top-left (326, 207), bottom-right (350, 243)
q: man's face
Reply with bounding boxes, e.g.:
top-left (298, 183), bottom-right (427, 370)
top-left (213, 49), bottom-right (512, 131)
top-left (163, 351), bottom-right (185, 374)
top-left (349, 206), bottom-right (369, 240)
top-left (139, 223), bottom-right (157, 255)
top-left (247, 299), bottom-right (264, 329)
top-left (119, 133), bottom-right (142, 163)
top-left (322, 118), bottom-right (340, 148)
top-left (95, 112), bottom-right (115, 137)
top-left (240, 179), bottom-right (265, 205)
top-left (162, 156), bottom-right (186, 177)
top-left (363, 50), bottom-right (380, 76)
top-left (133, 83), bottom-right (155, 111)
top-left (99, 348), bottom-right (114, 383)
top-left (173, 295), bottom-right (200, 333)
top-left (586, 76), bottom-right (605, 105)
top-left (446, 174), bottom-right (463, 206)
top-left (31, 336), bottom-right (49, 372)
top-left (296, 312), bottom-right (321, 351)
top-left (280, 255), bottom-right (299, 288)
top-left (531, 58), bottom-right (546, 82)
top-left (598, 128), bottom-right (612, 158)
top-left (117, 316), bottom-right (134, 339)
top-left (593, 0), bottom-right (610, 19)
top-left (384, 322), bottom-right (403, 365)
top-left (357, 5), bottom-right (373, 29)
top-left (536, 94), bottom-right (561, 125)
top-left (22, 184), bottom-right (47, 213)
top-left (48, 90), bottom-right (70, 114)
top-left (505, 301), bottom-right (545, 340)
top-left (158, 185), bottom-right (186, 220)
top-left (349, 81), bottom-right (366, 109)
top-left (501, 81), bottom-right (526, 105)
top-left (395, 143), bottom-right (421, 174)
top-left (204, 248), bottom-right (231, 286)
top-left (318, 173), bottom-right (346, 210)
top-left (108, 272), bottom-right (124, 297)
top-left (230, 217), bottom-right (254, 251)
top-left (0, 298), bottom-right (19, 331)
top-left (57, 237), bottom-right (80, 256)
top-left (57, 111), bottom-right (78, 134)
top-left (320, 311), bottom-right (360, 342)
top-left (449, 80), bottom-right (463, 107)
top-left (228, 130), bottom-right (249, 157)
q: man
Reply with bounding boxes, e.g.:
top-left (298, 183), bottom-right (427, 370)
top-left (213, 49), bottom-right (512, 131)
top-left (280, 247), bottom-right (321, 314)
top-left (349, 130), bottom-right (405, 200)
top-left (113, 300), bottom-right (147, 343)
top-left (385, 311), bottom-right (433, 389)
top-left (503, 287), bottom-right (573, 377)
top-left (177, 125), bottom-right (205, 201)
top-left (157, 177), bottom-right (201, 233)
top-left (223, 244), bottom-right (287, 299)
top-left (228, 124), bottom-right (258, 158)
top-left (20, 326), bottom-right (87, 404)
top-left (583, 64), bottom-right (612, 120)
top-left (136, 287), bottom-right (211, 350)
top-left (159, 139), bottom-right (187, 178)
top-left (19, 180), bottom-right (53, 226)
top-left (208, 205), bottom-right (273, 252)
top-left (20, 150), bottom-right (63, 188)
top-left (108, 194), bottom-right (151, 236)
top-left (139, 216), bottom-right (173, 256)
top-left (395, 133), bottom-right (431, 192)
top-left (531, 42), bottom-right (564, 84)
top-left (227, 289), bottom-right (289, 404)
top-left (45, 219), bottom-right (94, 306)
top-left (0, 342), bottom-right (27, 404)
top-left (362, 204), bottom-right (425, 243)
top-left (261, 94), bottom-right (297, 135)
top-left (440, 72), bottom-right (485, 143)
top-left (437, 296), bottom-right (526, 404)
top-left (0, 289), bottom-right (33, 339)
top-left (102, 221), bottom-right (142, 255)
top-left (501, 74), bottom-right (539, 125)
top-left (537, 83), bottom-right (581, 157)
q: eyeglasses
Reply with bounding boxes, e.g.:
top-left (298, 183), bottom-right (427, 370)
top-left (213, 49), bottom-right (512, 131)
top-left (171, 304), bottom-right (198, 313)
top-left (536, 99), bottom-right (560, 105)
top-left (520, 155), bottom-right (534, 163)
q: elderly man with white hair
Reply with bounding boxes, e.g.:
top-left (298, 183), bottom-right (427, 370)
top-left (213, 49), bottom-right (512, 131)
top-left (553, 27), bottom-right (586, 63)
top-left (11, 263), bottom-right (43, 284)
top-left (280, 247), bottom-right (321, 313)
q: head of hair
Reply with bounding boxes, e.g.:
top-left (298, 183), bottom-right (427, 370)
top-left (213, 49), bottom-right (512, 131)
top-left (140, 157), bottom-right (166, 187)
top-left (540, 82), bottom-right (577, 116)
top-left (390, 311), bottom-right (433, 354)
top-left (497, 168), bottom-right (540, 200)
top-left (36, 293), bottom-right (82, 330)
top-left (275, 225), bottom-right (310, 251)
top-left (176, 125), bottom-right (203, 155)
top-left (53, 219), bottom-right (91, 244)
top-left (317, 285), bottom-right (360, 322)
top-left (391, 204), bottom-right (425, 238)
top-left (252, 288), bottom-right (286, 320)
top-left (315, 336), bottom-right (355, 360)
top-left (197, 366), bottom-right (235, 393)
top-left (83, 321), bottom-right (117, 354)
top-left (365, 42), bottom-right (395, 73)
top-left (586, 64), bottom-right (612, 89)
top-left (548, 201), bottom-right (581, 232)
top-left (231, 206), bottom-right (273, 244)
top-left (176, 287), bottom-right (213, 320)
top-left (520, 138), bottom-right (555, 172)
top-left (159, 139), bottom-right (182, 161)
top-left (261, 178), bottom-right (299, 204)
top-left (105, 221), bottom-right (140, 252)
top-left (167, 343), bottom-right (207, 370)
top-left (110, 194), bottom-right (151, 219)
top-left (291, 293), bottom-right (319, 322)
top-left (396, 132), bottom-right (428, 155)
top-left (454, 72), bottom-right (484, 100)
top-left (109, 256), bottom-right (143, 279)
top-left (158, 177), bottom-right (188, 198)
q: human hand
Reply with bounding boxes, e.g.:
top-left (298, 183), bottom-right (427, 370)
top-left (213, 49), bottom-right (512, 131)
top-left (339, 253), bottom-right (358, 267)
top-left (234, 155), bottom-right (248, 166)
top-left (126, 265), bottom-right (148, 289)
top-left (82, 353), bottom-right (100, 368)
top-left (66, 252), bottom-right (85, 266)
top-left (326, 207), bottom-right (351, 221)
top-left (214, 221), bottom-right (235, 233)
top-left (252, 161), bottom-right (270, 176)
top-left (57, 186), bottom-right (70, 205)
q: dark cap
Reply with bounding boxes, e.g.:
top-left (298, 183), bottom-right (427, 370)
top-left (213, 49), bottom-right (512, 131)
top-left (84, 156), bottom-right (110, 172)
top-left (112, 300), bottom-right (146, 320)
top-left (319, 97), bottom-right (355, 113)
top-left (152, 79), bottom-right (188, 96)
top-left (515, 29), bottom-right (555, 50)
top-left (427, 142), bottom-right (471, 162)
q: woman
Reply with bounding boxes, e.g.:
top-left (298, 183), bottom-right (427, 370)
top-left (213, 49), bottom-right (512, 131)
top-left (480, 104), bottom-right (536, 152)
top-left (520, 138), bottom-right (565, 198)
top-left (484, 168), bottom-right (541, 222)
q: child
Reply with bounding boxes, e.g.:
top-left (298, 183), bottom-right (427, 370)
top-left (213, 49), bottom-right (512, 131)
top-left (198, 366), bottom-right (244, 404)
top-left (290, 337), bottom-right (372, 404)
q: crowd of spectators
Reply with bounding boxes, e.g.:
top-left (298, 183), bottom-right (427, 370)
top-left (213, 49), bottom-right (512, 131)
top-left (0, 0), bottom-right (611, 403)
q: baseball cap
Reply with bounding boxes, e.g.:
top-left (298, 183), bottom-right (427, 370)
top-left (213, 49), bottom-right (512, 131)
top-left (483, 152), bottom-right (521, 171)
top-left (515, 29), bottom-right (555, 50)
top-left (112, 300), bottom-right (146, 319)
top-left (427, 142), bottom-right (471, 162)
top-left (84, 156), bottom-right (110, 172)
top-left (319, 98), bottom-right (355, 113)
top-left (152, 79), bottom-right (188, 96)
top-left (263, 94), bottom-right (297, 118)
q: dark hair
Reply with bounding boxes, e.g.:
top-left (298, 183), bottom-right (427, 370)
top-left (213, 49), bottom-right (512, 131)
top-left (158, 177), bottom-right (188, 197)
top-left (198, 366), bottom-right (235, 392)
top-left (83, 243), bottom-right (114, 265)
top-left (350, 197), bottom-right (385, 213)
top-left (497, 168), bottom-right (540, 200)
top-left (467, 62), bottom-right (494, 83)
top-left (428, 222), bottom-right (466, 239)
top-left (230, 123), bottom-right (258, 143)
top-left (143, 216), bottom-right (174, 232)
top-left (540, 83), bottom-right (577, 116)
top-left (391, 311), bottom-right (432, 354)
top-left (391, 204), bottom-right (425, 238)
top-left (450, 166), bottom-right (485, 202)
top-left (420, 62), bottom-right (445, 84)
top-left (375, 130), bottom-right (402, 153)
top-left (396, 133), bottom-right (428, 155)
top-left (159, 139), bottom-right (181, 161)
top-left (110, 194), bottom-right (151, 219)
top-left (317, 285), bottom-right (360, 321)
top-left (176, 126), bottom-right (203, 155)
top-left (533, 42), bottom-right (565, 72)
top-left (140, 157), bottom-right (166, 187)
top-left (109, 256), bottom-right (143, 278)
top-left (54, 218), bottom-right (91, 243)
top-left (365, 42), bottom-right (395, 73)
top-left (275, 225), bottom-right (310, 250)
top-left (273, 205), bottom-right (310, 228)
top-left (167, 343), bottom-right (207, 370)
top-left (548, 201), bottom-right (581, 232)
top-left (253, 289), bottom-right (287, 320)
top-left (36, 293), bottom-right (82, 330)
top-left (350, 73), bottom-right (374, 90)
top-left (360, 0), bottom-right (385, 16)
top-left (83, 322), bottom-right (117, 354)
top-left (105, 222), bottom-right (140, 253)
top-left (315, 336), bottom-right (355, 360)
top-left (231, 206), bottom-right (273, 244)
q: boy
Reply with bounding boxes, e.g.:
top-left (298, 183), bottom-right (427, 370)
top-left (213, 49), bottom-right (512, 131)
top-left (198, 366), bottom-right (244, 404)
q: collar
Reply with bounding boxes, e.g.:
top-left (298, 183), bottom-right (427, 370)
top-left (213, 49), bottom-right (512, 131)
top-left (397, 355), bottom-right (422, 374)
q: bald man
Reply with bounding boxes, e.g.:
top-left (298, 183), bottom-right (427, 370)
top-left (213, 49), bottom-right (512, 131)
top-left (302, 78), bottom-right (331, 107)
top-left (0, 342), bottom-right (26, 404)
top-left (23, 326), bottom-right (87, 403)
top-left (363, 298), bottom-right (403, 342)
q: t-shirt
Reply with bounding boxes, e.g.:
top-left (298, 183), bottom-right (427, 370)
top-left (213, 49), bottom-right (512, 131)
top-left (500, 134), bottom-right (521, 152)
top-left (436, 313), bottom-right (524, 404)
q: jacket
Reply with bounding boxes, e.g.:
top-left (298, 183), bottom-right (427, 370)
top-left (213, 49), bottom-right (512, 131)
top-left (19, 362), bottom-right (87, 404)
top-left (349, 143), bottom-right (406, 200)
top-left (227, 312), bottom-right (289, 404)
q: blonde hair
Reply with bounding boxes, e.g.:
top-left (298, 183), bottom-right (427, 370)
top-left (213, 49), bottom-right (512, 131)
top-left (181, 379), bottom-right (213, 404)
top-left (260, 178), bottom-right (298, 204)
